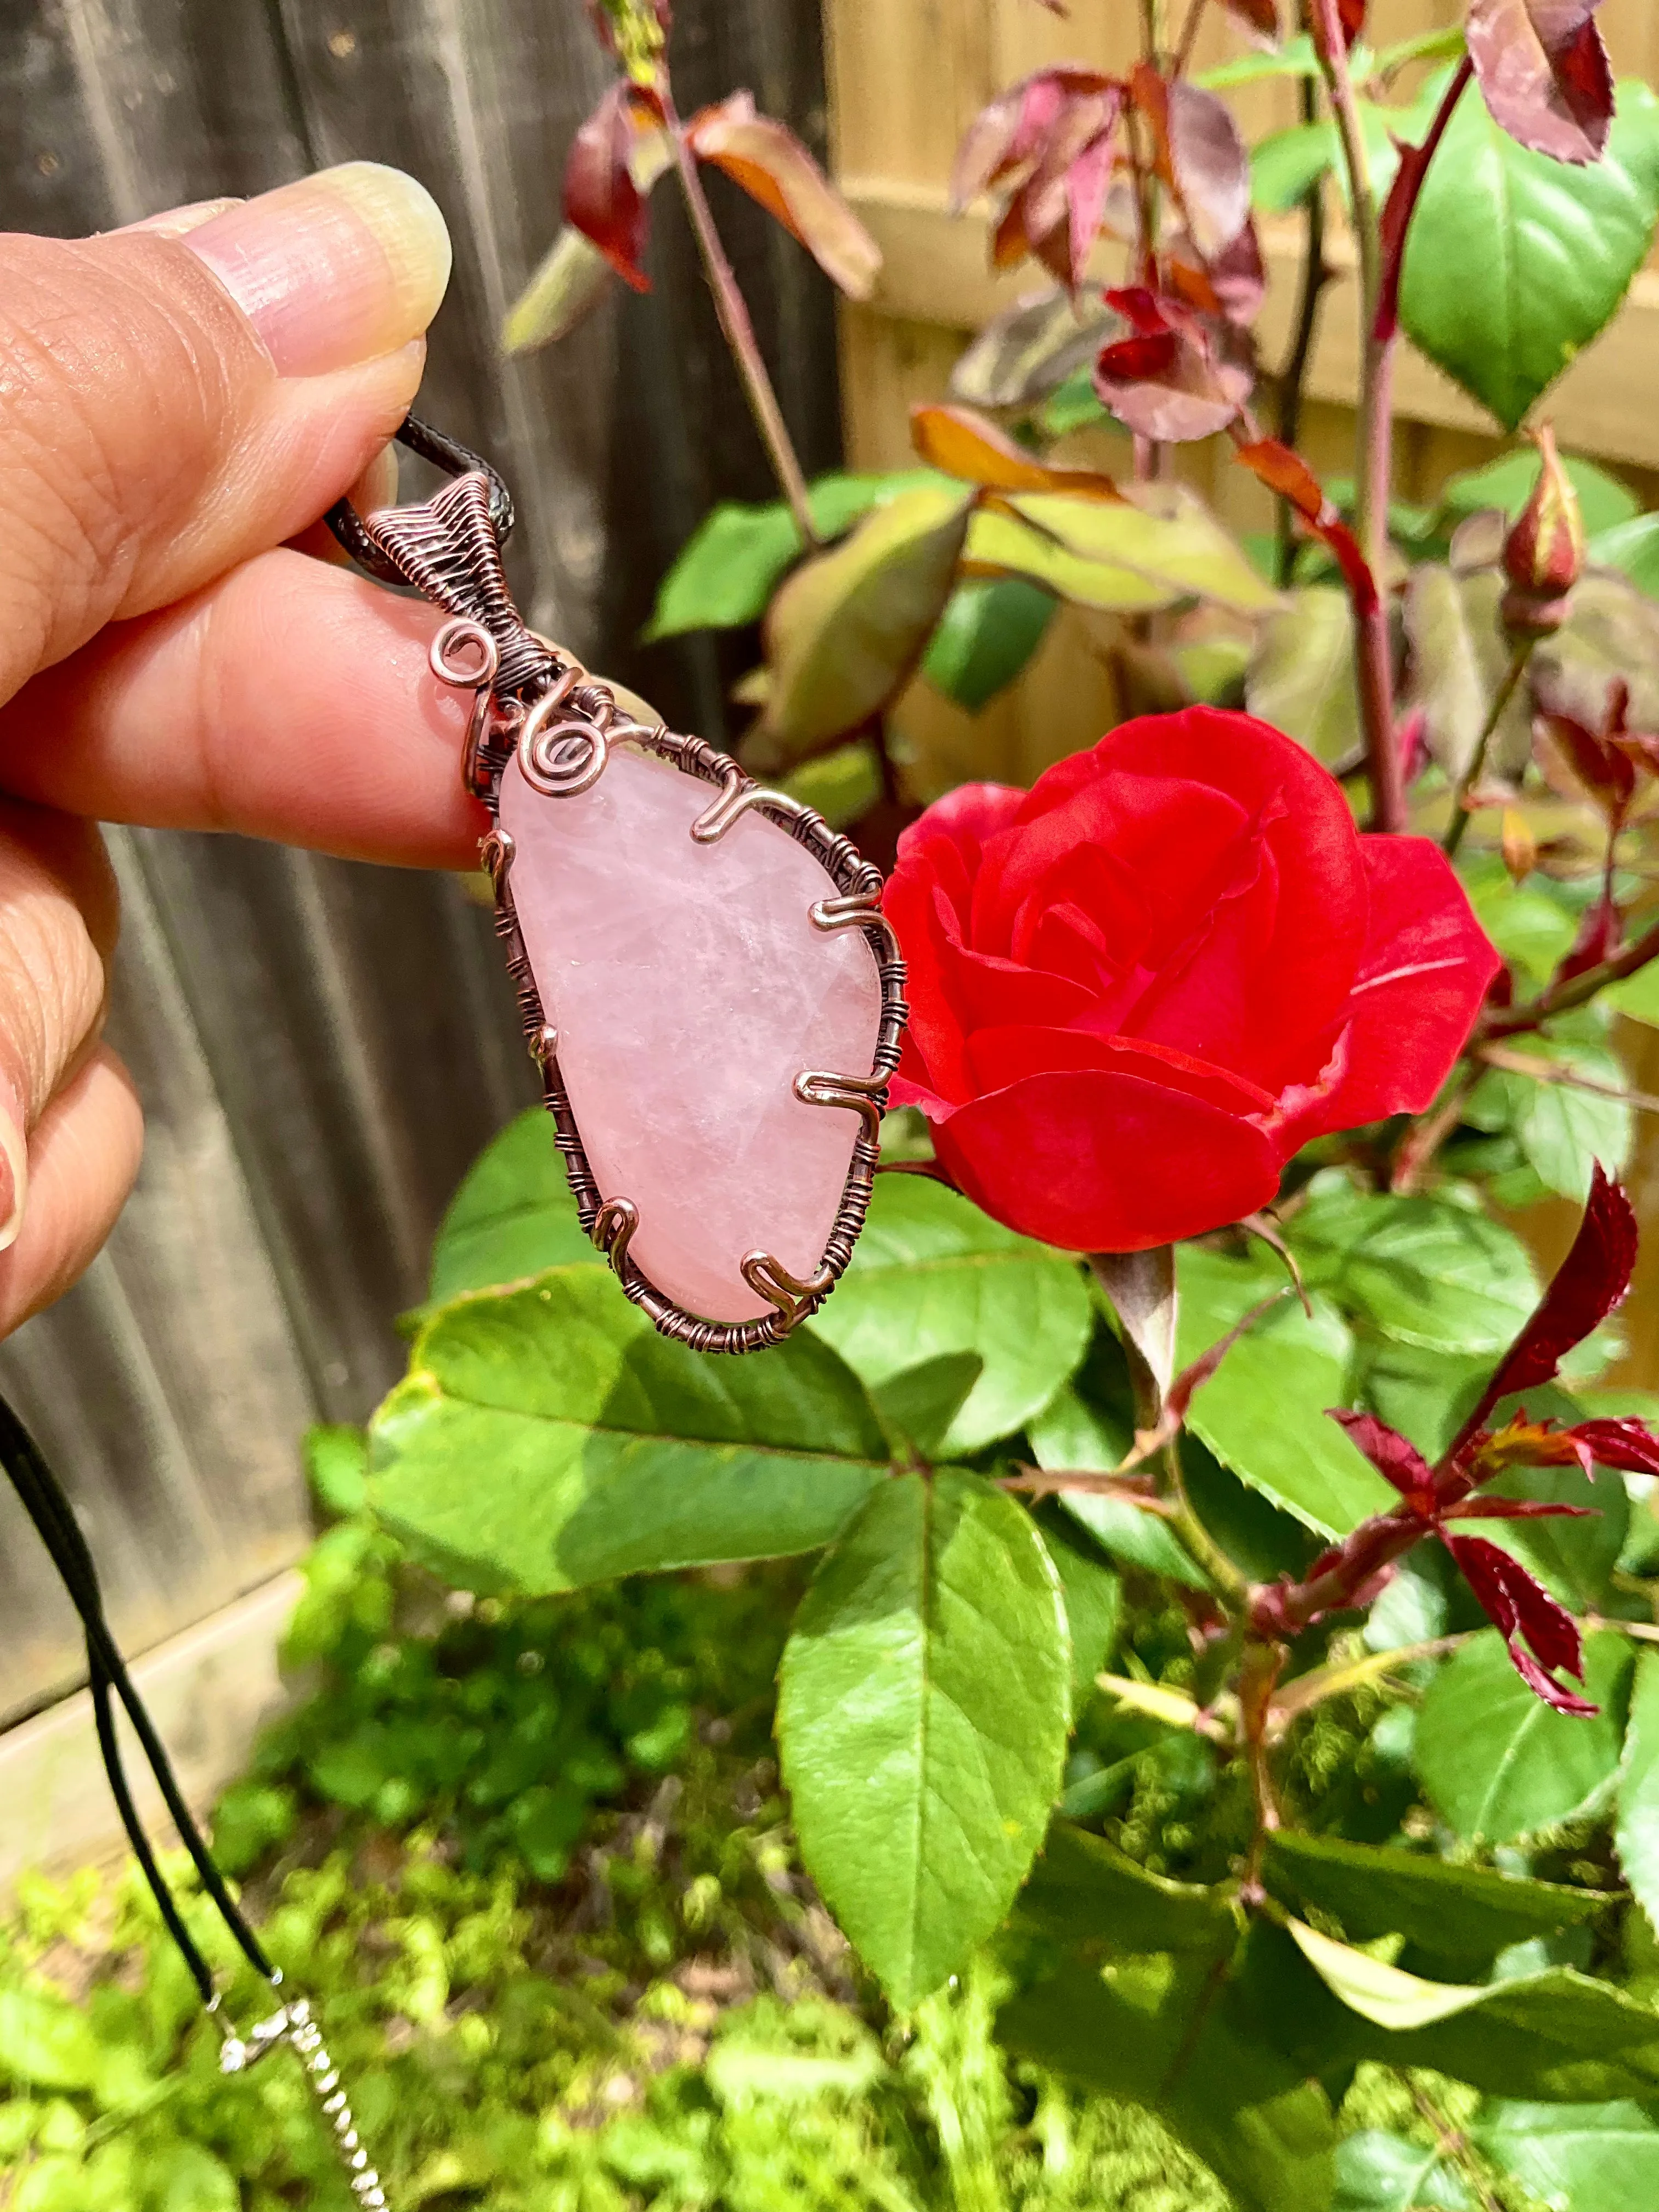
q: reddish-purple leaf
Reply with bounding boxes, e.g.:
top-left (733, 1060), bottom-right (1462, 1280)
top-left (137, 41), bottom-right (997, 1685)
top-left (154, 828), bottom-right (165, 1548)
top-left (564, 80), bottom-right (665, 289)
top-left (1221, 0), bottom-right (1280, 33)
top-left (1443, 1531), bottom-right (1595, 1712)
top-left (1568, 1417), bottom-right (1659, 1476)
top-left (1549, 893), bottom-right (1623, 990)
top-left (1466, 0), bottom-right (1613, 165)
top-left (1462, 1165), bottom-right (1638, 1438)
top-left (1168, 217), bottom-right (1267, 327)
top-left (1310, 0), bottom-right (1368, 55)
top-left (1094, 287), bottom-right (1252, 443)
top-left (1065, 126), bottom-right (1119, 287)
top-left (1131, 67), bottom-right (1251, 261)
top-left (950, 67), bottom-right (1116, 211)
top-left (1233, 439), bottom-right (1378, 612)
top-left (1328, 1410), bottom-right (1436, 1508)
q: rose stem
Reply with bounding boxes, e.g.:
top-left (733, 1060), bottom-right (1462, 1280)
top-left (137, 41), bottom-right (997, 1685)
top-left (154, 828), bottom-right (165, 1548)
top-left (1171, 0), bottom-right (1208, 77)
top-left (1483, 909), bottom-right (1659, 1037)
top-left (1442, 638), bottom-right (1535, 856)
top-left (1477, 1041), bottom-right (1659, 1118)
top-left (1238, 1640), bottom-right (1284, 1892)
top-left (1276, 77), bottom-right (1333, 585)
top-left (1390, 1064), bottom-right (1481, 1193)
top-left (666, 96), bottom-right (821, 551)
top-left (1309, 0), bottom-right (1408, 832)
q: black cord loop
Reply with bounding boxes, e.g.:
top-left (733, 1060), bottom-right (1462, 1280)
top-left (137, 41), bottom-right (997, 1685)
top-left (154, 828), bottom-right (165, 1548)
top-left (0, 1396), bottom-right (277, 2000)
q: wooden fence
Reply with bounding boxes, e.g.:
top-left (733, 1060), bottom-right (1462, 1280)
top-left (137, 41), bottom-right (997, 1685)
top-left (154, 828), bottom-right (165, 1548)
top-left (0, 0), bottom-right (841, 1730)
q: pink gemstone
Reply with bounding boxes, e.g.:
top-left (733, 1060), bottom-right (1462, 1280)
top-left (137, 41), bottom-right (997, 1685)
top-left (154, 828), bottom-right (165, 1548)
top-left (498, 746), bottom-right (885, 1324)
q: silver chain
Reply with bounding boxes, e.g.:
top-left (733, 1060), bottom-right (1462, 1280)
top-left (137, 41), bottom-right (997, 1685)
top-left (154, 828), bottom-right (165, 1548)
top-left (218, 1993), bottom-right (387, 2209)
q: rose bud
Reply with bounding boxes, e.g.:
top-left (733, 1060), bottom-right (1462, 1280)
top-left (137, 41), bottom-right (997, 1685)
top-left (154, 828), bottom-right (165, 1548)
top-left (1502, 424), bottom-right (1584, 636)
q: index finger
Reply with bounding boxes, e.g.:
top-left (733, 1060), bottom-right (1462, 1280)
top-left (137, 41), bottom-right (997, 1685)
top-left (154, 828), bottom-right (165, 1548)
top-left (0, 549), bottom-right (487, 868)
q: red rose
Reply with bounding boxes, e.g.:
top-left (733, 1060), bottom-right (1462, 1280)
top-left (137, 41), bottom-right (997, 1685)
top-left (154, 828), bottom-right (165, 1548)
top-left (883, 708), bottom-right (1500, 1251)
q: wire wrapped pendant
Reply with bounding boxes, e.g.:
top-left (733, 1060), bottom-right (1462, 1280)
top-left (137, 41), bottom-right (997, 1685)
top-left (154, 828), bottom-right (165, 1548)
top-left (330, 420), bottom-right (907, 1351)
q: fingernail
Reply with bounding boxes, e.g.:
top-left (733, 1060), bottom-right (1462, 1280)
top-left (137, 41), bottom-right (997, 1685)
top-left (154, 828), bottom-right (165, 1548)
top-left (184, 162), bottom-right (452, 375)
top-left (119, 196), bottom-right (244, 239)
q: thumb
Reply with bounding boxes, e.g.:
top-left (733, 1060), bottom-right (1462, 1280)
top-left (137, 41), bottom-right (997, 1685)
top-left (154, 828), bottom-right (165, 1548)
top-left (0, 162), bottom-right (451, 704)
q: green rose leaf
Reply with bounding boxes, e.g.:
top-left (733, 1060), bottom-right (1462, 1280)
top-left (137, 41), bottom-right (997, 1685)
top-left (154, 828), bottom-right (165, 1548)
top-left (752, 486), bottom-right (974, 766)
top-left (867, 1351), bottom-right (985, 1461)
top-left (1176, 1247), bottom-right (1393, 1537)
top-left (1000, 1932), bottom-right (1336, 2212)
top-left (1414, 1629), bottom-right (1634, 1843)
top-left (1245, 587), bottom-right (1362, 764)
top-left (1472, 2098), bottom-right (1659, 2208)
top-left (1284, 1917), bottom-right (1659, 2104)
top-left (1015, 1822), bottom-right (1238, 1957)
top-left (1033, 1509), bottom-right (1122, 1707)
top-left (1589, 512), bottom-right (1659, 597)
top-left (776, 1471), bottom-right (1070, 2009)
top-left (1617, 1649), bottom-right (1659, 1937)
top-left (1029, 1381), bottom-right (1211, 1588)
top-left (1436, 448), bottom-right (1638, 538)
top-left (808, 1176), bottom-right (1092, 1458)
top-left (1604, 957), bottom-right (1659, 1029)
top-left (1262, 1830), bottom-right (1605, 1976)
top-left (1402, 567), bottom-right (1533, 780)
top-left (1333, 2132), bottom-right (1468, 2211)
top-left (1289, 1181), bottom-right (1539, 1356)
top-left (1401, 79), bottom-right (1659, 431)
top-left (1467, 1040), bottom-right (1633, 1204)
top-left (368, 1269), bottom-right (890, 1591)
top-left (966, 483), bottom-right (1280, 619)
top-left (922, 576), bottom-right (1057, 712)
top-left (644, 471), bottom-right (942, 639)
top-left (427, 1109), bottom-right (600, 1307)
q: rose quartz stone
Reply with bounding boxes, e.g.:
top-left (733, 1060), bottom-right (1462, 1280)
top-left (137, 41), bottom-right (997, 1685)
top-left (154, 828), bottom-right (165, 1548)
top-left (498, 747), bottom-right (884, 1324)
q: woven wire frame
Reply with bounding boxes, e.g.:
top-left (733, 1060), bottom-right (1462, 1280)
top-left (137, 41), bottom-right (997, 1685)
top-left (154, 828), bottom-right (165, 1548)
top-left (475, 689), bottom-right (909, 1355)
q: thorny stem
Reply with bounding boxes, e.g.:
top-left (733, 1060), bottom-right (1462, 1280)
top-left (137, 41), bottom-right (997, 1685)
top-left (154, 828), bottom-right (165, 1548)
top-left (1277, 77), bottom-right (1333, 586)
top-left (1239, 1641), bottom-right (1284, 1888)
top-left (1355, 597), bottom-right (1405, 834)
top-left (1391, 1064), bottom-right (1483, 1193)
top-left (667, 106), bottom-right (820, 550)
top-left (1443, 639), bottom-right (1536, 856)
top-left (1408, 2082), bottom-right (1505, 2212)
top-left (1139, 0), bottom-right (1165, 68)
top-left (1163, 1440), bottom-right (1250, 1605)
top-left (1310, 0), bottom-right (1407, 833)
top-left (1171, 0), bottom-right (1208, 77)
top-left (1483, 909), bottom-right (1659, 1037)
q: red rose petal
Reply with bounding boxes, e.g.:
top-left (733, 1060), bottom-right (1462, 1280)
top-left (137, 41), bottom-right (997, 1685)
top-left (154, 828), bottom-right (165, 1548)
top-left (933, 1066), bottom-right (1283, 1252)
top-left (961, 1022), bottom-right (1277, 1118)
top-left (1289, 833), bottom-right (1500, 1140)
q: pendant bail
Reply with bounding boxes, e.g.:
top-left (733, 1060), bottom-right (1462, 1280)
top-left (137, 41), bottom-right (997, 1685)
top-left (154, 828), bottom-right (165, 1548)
top-left (325, 414), bottom-right (557, 701)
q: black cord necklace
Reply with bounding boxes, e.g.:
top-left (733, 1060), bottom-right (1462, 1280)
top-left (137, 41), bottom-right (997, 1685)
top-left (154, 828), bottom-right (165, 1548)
top-left (2, 1396), bottom-right (389, 2206)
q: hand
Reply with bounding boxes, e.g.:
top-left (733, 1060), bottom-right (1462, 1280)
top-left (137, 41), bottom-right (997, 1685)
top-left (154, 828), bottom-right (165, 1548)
top-left (0, 163), bottom-right (477, 1338)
